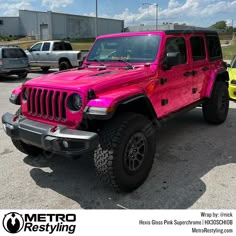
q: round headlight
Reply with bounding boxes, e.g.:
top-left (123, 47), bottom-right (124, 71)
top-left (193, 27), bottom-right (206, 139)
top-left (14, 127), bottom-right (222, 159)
top-left (22, 87), bottom-right (28, 101)
top-left (231, 80), bottom-right (236, 85)
top-left (73, 94), bottom-right (82, 110)
top-left (68, 93), bottom-right (82, 111)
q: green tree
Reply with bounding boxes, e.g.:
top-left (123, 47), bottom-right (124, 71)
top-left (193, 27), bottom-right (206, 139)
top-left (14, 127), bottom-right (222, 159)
top-left (209, 21), bottom-right (227, 30)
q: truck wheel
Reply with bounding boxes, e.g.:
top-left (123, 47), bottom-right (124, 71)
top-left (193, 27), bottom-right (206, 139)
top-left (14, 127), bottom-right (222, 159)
top-left (94, 113), bottom-right (156, 192)
top-left (41, 66), bottom-right (50, 72)
top-left (18, 72), bottom-right (28, 79)
top-left (59, 61), bottom-right (71, 71)
top-left (11, 108), bottom-right (42, 156)
top-left (202, 81), bottom-right (229, 124)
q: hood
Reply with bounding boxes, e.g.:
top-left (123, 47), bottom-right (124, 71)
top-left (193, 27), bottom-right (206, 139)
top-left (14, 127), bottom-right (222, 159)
top-left (25, 66), bottom-right (154, 95)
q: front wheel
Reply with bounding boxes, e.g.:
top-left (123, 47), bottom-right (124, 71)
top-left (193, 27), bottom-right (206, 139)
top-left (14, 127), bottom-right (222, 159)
top-left (12, 139), bottom-right (42, 156)
top-left (202, 81), bottom-right (229, 124)
top-left (11, 108), bottom-right (43, 156)
top-left (94, 113), bottom-right (156, 192)
top-left (41, 66), bottom-right (50, 72)
top-left (18, 71), bottom-right (28, 79)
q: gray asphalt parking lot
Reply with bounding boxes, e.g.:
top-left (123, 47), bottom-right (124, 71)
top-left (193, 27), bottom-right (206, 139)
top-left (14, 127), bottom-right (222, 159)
top-left (0, 71), bottom-right (236, 209)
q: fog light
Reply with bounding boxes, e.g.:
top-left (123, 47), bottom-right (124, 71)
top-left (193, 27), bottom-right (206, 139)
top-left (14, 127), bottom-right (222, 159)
top-left (62, 141), bottom-right (69, 149)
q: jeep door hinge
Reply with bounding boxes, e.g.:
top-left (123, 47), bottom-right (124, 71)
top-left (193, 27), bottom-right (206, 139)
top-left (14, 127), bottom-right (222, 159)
top-left (161, 99), bottom-right (168, 106)
top-left (160, 78), bottom-right (168, 85)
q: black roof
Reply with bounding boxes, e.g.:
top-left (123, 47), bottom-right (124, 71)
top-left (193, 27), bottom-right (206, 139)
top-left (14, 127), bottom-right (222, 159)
top-left (164, 29), bottom-right (218, 35)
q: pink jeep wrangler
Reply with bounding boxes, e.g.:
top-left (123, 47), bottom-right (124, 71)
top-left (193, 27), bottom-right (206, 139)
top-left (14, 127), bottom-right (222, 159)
top-left (2, 30), bottom-right (229, 192)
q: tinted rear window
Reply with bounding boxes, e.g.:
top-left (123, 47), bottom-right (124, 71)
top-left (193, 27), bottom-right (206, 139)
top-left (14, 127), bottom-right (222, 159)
top-left (190, 36), bottom-right (206, 61)
top-left (53, 42), bottom-right (72, 51)
top-left (2, 48), bottom-right (27, 58)
top-left (206, 35), bottom-right (222, 61)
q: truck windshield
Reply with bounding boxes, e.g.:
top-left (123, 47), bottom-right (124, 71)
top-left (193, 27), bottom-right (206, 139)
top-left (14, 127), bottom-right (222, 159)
top-left (87, 35), bottom-right (160, 63)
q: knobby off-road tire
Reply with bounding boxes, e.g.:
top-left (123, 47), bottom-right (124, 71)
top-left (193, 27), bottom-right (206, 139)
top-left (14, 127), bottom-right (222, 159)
top-left (11, 108), bottom-right (42, 156)
top-left (94, 113), bottom-right (156, 192)
top-left (202, 81), bottom-right (229, 124)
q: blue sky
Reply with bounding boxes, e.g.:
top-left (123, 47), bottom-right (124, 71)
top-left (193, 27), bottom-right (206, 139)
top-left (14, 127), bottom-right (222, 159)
top-left (0, 0), bottom-right (235, 27)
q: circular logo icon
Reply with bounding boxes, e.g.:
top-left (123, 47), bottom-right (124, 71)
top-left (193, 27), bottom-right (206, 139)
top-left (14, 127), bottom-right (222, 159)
top-left (2, 212), bottom-right (24, 234)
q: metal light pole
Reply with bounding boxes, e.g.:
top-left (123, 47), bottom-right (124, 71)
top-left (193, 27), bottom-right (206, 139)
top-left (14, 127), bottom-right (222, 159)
top-left (95, 0), bottom-right (98, 37)
top-left (142, 3), bottom-right (158, 31)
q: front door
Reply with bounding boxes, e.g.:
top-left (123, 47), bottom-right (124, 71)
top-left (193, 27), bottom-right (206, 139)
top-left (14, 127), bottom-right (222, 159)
top-left (154, 36), bottom-right (192, 117)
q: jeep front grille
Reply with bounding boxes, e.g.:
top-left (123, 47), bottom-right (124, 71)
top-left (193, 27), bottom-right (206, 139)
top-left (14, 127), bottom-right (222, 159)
top-left (26, 88), bottom-right (67, 122)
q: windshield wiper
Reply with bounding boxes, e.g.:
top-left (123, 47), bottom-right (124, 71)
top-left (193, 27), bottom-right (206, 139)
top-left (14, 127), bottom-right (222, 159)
top-left (118, 59), bottom-right (134, 69)
top-left (89, 58), bottom-right (106, 67)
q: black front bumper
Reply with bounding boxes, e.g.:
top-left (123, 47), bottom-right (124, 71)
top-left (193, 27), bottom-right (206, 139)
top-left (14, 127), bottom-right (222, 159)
top-left (2, 112), bottom-right (99, 156)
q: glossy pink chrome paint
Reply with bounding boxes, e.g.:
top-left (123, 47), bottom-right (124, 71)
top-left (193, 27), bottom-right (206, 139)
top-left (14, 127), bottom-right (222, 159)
top-left (12, 31), bottom-right (224, 129)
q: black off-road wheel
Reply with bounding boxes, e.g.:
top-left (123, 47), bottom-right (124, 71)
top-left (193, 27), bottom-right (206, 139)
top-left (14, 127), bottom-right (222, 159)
top-left (59, 61), bottom-right (71, 71)
top-left (202, 81), bottom-right (229, 124)
top-left (11, 108), bottom-right (43, 156)
top-left (94, 113), bottom-right (156, 192)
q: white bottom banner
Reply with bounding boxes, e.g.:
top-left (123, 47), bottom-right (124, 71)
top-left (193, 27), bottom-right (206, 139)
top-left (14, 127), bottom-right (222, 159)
top-left (0, 210), bottom-right (235, 235)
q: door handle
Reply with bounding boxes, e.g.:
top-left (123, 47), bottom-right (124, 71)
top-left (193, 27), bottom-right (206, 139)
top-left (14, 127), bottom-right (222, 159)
top-left (184, 71), bottom-right (192, 77)
top-left (192, 70), bottom-right (198, 76)
top-left (202, 67), bottom-right (209, 71)
top-left (36, 53), bottom-right (39, 55)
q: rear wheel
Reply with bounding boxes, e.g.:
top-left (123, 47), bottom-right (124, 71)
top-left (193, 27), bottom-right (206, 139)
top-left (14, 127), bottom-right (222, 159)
top-left (202, 81), bottom-right (229, 124)
top-left (94, 113), bottom-right (156, 192)
top-left (59, 61), bottom-right (71, 71)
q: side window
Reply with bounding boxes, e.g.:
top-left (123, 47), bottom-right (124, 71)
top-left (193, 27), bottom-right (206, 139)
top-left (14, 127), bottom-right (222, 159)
top-left (64, 43), bottom-right (72, 50)
top-left (53, 42), bottom-right (62, 51)
top-left (30, 43), bottom-right (42, 52)
top-left (165, 37), bottom-right (187, 66)
top-left (190, 36), bottom-right (206, 61)
top-left (206, 35), bottom-right (222, 61)
top-left (42, 42), bottom-right (50, 51)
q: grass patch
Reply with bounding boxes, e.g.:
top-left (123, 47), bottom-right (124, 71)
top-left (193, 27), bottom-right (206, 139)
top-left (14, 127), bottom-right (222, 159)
top-left (222, 38), bottom-right (236, 60)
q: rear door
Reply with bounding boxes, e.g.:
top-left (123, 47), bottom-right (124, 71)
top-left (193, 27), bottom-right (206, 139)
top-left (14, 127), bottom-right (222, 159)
top-left (2, 48), bottom-right (28, 69)
top-left (189, 35), bottom-right (209, 101)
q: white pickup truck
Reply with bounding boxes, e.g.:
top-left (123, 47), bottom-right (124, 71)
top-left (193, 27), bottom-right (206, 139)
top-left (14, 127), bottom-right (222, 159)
top-left (26, 41), bottom-right (84, 71)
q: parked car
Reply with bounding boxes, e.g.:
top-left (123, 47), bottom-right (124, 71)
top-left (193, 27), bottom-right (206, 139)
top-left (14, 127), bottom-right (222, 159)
top-left (0, 46), bottom-right (29, 79)
top-left (25, 41), bottom-right (84, 71)
top-left (2, 30), bottom-right (229, 192)
top-left (227, 55), bottom-right (236, 100)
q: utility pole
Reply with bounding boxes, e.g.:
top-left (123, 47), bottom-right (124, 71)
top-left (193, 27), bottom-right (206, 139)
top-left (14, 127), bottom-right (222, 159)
top-left (95, 0), bottom-right (98, 37)
top-left (142, 3), bottom-right (158, 30)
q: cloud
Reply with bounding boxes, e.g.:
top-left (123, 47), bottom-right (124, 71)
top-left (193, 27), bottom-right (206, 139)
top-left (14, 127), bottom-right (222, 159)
top-left (0, 0), bottom-right (32, 16)
top-left (41, 0), bottom-right (74, 11)
top-left (113, 0), bottom-right (236, 27)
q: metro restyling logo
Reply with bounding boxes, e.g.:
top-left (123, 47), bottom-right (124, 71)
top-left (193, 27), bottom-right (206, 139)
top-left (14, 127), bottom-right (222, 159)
top-left (2, 212), bottom-right (76, 234)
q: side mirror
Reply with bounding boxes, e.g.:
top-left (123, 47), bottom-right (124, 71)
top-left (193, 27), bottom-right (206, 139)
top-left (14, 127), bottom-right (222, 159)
top-left (162, 52), bottom-right (180, 70)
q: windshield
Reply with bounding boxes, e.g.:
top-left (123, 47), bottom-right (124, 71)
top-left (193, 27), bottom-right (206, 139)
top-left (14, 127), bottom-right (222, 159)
top-left (231, 57), bottom-right (236, 68)
top-left (87, 35), bottom-right (160, 63)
